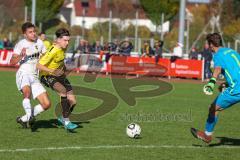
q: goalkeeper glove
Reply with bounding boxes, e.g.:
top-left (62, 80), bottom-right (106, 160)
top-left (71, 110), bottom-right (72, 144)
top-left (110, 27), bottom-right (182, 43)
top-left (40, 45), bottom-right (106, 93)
top-left (203, 77), bottom-right (216, 95)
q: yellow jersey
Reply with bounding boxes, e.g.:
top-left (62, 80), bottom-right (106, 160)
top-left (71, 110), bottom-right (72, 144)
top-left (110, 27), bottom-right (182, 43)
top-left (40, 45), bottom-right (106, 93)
top-left (39, 45), bottom-right (65, 76)
top-left (43, 40), bottom-right (51, 50)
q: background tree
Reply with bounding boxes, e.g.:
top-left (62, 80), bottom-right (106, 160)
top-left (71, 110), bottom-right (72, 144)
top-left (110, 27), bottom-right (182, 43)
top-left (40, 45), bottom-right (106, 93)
top-left (88, 21), bottom-right (119, 43)
top-left (0, 0), bottom-right (24, 40)
top-left (139, 0), bottom-right (179, 26)
top-left (233, 0), bottom-right (240, 18)
top-left (220, 0), bottom-right (240, 42)
top-left (164, 4), bottom-right (211, 52)
top-left (223, 20), bottom-right (240, 42)
top-left (24, 0), bottom-right (64, 26)
top-left (123, 24), bottom-right (151, 39)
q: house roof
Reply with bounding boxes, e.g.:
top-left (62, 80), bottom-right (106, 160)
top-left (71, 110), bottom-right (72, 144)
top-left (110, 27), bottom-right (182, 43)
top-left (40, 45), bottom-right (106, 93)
top-left (73, 0), bottom-right (147, 19)
top-left (0, 0), bottom-right (24, 19)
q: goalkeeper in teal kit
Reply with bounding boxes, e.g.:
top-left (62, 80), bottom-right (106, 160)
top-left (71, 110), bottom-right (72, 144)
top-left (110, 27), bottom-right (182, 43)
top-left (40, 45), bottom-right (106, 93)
top-left (191, 33), bottom-right (240, 143)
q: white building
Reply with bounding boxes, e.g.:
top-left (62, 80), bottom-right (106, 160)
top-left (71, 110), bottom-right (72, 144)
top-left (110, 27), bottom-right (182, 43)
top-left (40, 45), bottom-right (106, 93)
top-left (59, 0), bottom-right (169, 33)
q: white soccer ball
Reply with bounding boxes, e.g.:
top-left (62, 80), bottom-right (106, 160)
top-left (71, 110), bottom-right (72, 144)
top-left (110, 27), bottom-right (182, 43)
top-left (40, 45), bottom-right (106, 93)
top-left (126, 123), bottom-right (141, 138)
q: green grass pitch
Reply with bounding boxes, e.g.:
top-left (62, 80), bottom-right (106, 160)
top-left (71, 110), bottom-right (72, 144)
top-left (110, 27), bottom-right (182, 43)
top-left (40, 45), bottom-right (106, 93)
top-left (0, 70), bottom-right (240, 160)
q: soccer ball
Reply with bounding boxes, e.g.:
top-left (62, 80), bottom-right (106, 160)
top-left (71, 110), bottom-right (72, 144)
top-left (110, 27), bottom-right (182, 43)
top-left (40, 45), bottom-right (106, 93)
top-left (126, 123), bottom-right (141, 138)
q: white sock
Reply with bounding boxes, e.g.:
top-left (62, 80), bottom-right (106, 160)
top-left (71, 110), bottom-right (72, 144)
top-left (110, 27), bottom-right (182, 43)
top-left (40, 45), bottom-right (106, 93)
top-left (63, 118), bottom-right (70, 125)
top-left (205, 131), bottom-right (213, 136)
top-left (33, 104), bottom-right (45, 116)
top-left (22, 98), bottom-right (32, 117)
top-left (21, 114), bottom-right (30, 122)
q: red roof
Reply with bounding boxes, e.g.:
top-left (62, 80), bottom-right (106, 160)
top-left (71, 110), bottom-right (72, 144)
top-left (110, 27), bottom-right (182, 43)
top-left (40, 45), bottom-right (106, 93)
top-left (1, 0), bottom-right (24, 19)
top-left (74, 0), bottom-right (147, 19)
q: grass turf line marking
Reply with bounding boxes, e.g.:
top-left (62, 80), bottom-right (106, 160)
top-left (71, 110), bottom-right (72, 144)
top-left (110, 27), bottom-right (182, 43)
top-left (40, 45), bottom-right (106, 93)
top-left (1, 145), bottom-right (240, 153)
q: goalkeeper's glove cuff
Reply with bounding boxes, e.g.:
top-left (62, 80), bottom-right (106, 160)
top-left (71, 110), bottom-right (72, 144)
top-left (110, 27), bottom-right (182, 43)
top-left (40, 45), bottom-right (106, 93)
top-left (206, 77), bottom-right (216, 90)
top-left (209, 77), bottom-right (216, 84)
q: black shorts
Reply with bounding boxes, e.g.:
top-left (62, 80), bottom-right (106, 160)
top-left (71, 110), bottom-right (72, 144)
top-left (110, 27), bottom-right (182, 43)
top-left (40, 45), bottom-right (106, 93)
top-left (40, 75), bottom-right (73, 92)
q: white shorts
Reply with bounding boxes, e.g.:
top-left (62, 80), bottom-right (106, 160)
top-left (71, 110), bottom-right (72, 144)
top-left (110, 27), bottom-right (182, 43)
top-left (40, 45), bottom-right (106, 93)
top-left (16, 71), bottom-right (46, 99)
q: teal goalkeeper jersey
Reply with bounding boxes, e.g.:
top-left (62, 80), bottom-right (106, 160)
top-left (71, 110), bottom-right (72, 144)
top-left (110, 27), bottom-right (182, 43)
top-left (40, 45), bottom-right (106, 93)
top-left (213, 47), bottom-right (240, 94)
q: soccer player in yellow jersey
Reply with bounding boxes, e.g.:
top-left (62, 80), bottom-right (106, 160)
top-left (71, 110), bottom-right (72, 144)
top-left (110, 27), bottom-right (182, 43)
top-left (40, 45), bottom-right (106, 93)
top-left (37, 28), bottom-right (78, 131)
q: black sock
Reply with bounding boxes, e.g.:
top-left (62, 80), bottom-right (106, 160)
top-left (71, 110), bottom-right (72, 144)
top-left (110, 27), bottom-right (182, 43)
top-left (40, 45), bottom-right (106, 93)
top-left (61, 96), bottom-right (70, 118)
top-left (70, 104), bottom-right (76, 113)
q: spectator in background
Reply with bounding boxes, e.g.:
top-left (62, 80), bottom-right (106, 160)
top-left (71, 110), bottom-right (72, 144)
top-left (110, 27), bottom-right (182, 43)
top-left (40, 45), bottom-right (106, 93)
top-left (3, 37), bottom-right (12, 49)
top-left (170, 42), bottom-right (183, 63)
top-left (76, 39), bottom-right (85, 54)
top-left (154, 40), bottom-right (163, 64)
top-left (112, 39), bottom-right (120, 53)
top-left (84, 40), bottom-right (91, 54)
top-left (189, 47), bottom-right (198, 60)
top-left (0, 39), bottom-right (4, 49)
top-left (92, 41), bottom-right (103, 54)
top-left (103, 42), bottom-right (112, 63)
top-left (74, 39), bottom-right (85, 73)
top-left (141, 41), bottom-right (153, 57)
top-left (38, 32), bottom-right (51, 50)
top-left (119, 40), bottom-right (133, 56)
top-left (201, 43), bottom-right (213, 80)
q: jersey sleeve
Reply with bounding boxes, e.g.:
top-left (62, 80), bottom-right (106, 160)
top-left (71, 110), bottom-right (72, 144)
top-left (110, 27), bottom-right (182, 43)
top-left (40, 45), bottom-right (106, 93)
top-left (39, 47), bottom-right (56, 65)
top-left (213, 54), bottom-right (223, 68)
top-left (43, 41), bottom-right (51, 50)
top-left (13, 41), bottom-right (22, 55)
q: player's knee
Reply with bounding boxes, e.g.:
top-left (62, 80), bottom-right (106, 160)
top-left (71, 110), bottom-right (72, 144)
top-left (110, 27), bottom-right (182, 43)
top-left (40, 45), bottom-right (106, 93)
top-left (69, 98), bottom-right (77, 106)
top-left (62, 89), bottom-right (67, 95)
top-left (22, 91), bottom-right (31, 98)
top-left (208, 103), bottom-right (221, 116)
top-left (23, 94), bottom-right (31, 99)
top-left (208, 104), bottom-right (216, 115)
top-left (42, 100), bottom-right (51, 110)
top-left (59, 89), bottom-right (67, 97)
top-left (59, 93), bottom-right (67, 97)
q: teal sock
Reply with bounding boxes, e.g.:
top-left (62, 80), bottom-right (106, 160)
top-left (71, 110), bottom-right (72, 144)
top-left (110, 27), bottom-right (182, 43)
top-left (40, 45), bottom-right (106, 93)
top-left (205, 114), bottom-right (218, 133)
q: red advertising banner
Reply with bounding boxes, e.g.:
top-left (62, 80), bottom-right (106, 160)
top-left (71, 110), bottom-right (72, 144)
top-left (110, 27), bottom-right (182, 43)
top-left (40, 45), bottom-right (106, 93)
top-left (169, 59), bottom-right (203, 78)
top-left (109, 56), bottom-right (203, 79)
top-left (110, 56), bottom-right (169, 76)
top-left (0, 49), bottom-right (13, 66)
top-left (0, 51), bottom-right (203, 79)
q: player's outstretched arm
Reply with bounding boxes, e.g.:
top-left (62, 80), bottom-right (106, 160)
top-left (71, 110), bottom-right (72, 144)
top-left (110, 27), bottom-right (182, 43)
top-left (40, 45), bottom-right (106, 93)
top-left (10, 54), bottom-right (23, 65)
top-left (10, 48), bottom-right (26, 65)
top-left (37, 63), bottom-right (53, 73)
top-left (37, 63), bottom-right (64, 77)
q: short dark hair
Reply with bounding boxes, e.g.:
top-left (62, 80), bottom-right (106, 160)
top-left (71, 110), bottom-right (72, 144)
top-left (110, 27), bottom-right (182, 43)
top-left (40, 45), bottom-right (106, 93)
top-left (22, 22), bottom-right (35, 33)
top-left (38, 32), bottom-right (46, 36)
top-left (206, 33), bottom-right (222, 47)
top-left (55, 28), bottom-right (70, 38)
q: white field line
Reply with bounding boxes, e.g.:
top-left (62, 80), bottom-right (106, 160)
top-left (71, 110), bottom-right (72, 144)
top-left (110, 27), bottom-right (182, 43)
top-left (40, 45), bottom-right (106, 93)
top-left (0, 145), bottom-right (240, 153)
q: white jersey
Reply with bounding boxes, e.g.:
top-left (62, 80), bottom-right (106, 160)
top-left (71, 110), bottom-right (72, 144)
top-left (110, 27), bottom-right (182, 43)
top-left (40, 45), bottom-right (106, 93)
top-left (14, 38), bottom-right (46, 75)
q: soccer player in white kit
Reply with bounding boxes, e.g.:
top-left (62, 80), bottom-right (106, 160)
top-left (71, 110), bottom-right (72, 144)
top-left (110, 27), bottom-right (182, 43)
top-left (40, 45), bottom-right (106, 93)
top-left (10, 22), bottom-right (51, 128)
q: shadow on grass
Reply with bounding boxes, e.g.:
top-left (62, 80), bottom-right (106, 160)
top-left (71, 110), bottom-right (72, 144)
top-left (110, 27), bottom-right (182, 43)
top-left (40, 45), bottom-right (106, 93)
top-left (31, 119), bottom-right (90, 132)
top-left (209, 137), bottom-right (240, 147)
top-left (192, 137), bottom-right (240, 147)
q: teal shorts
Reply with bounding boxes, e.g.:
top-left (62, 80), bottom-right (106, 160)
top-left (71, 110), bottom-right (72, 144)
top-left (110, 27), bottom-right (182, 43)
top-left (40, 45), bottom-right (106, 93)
top-left (215, 88), bottom-right (240, 109)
